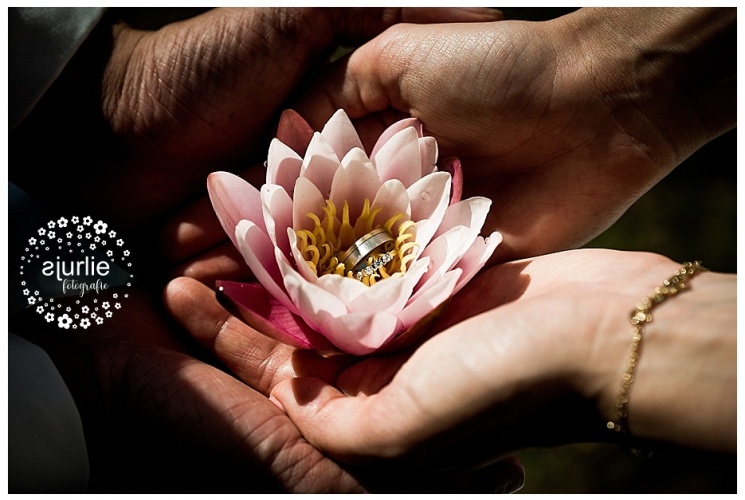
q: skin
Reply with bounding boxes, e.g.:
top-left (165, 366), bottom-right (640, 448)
top-left (164, 250), bottom-right (736, 472)
top-left (293, 8), bottom-right (736, 262)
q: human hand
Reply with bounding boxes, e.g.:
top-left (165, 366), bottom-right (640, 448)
top-left (10, 7), bottom-right (502, 230)
top-left (10, 286), bottom-right (373, 493)
top-left (296, 8), bottom-right (736, 261)
top-left (163, 276), bottom-right (527, 493)
top-left (255, 249), bottom-right (735, 465)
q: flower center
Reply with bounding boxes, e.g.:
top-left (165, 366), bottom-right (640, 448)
top-left (294, 199), bottom-right (418, 286)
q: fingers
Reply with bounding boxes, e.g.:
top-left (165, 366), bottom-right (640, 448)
top-left (169, 242), bottom-right (250, 285)
top-left (164, 277), bottom-right (342, 394)
top-left (294, 35), bottom-right (401, 129)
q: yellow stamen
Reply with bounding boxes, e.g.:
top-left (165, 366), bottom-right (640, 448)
top-left (294, 198), bottom-right (419, 286)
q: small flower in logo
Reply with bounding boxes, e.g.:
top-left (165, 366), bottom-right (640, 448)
top-left (77, 225), bottom-right (84, 232)
top-left (123, 250), bottom-right (130, 257)
top-left (90, 244), bottom-right (96, 251)
top-left (72, 216), bottom-right (80, 224)
top-left (47, 221), bottom-right (56, 229)
top-left (107, 250), bottom-right (113, 257)
top-left (57, 217), bottom-right (68, 228)
top-left (66, 232), bottom-right (73, 239)
top-left (36, 306), bottom-right (44, 314)
top-left (116, 239), bottom-right (124, 247)
top-left (80, 318), bottom-right (91, 329)
top-left (23, 289), bottom-right (29, 296)
top-left (83, 216), bottom-right (93, 226)
top-left (45, 312), bottom-right (55, 323)
top-left (58, 314), bottom-right (72, 329)
top-left (27, 297), bottom-right (36, 305)
top-left (94, 236), bottom-right (100, 243)
top-left (108, 230), bottom-right (116, 238)
top-left (96, 317), bottom-right (104, 325)
top-left (105, 311), bottom-right (113, 318)
top-left (38, 228), bottom-right (46, 236)
top-left (94, 220), bottom-right (108, 234)
top-left (48, 231), bottom-right (56, 239)
top-left (82, 306), bottom-right (90, 314)
top-left (28, 237), bottom-right (37, 245)
top-left (102, 302), bottom-right (110, 310)
top-left (115, 303), bottom-right (121, 309)
top-left (86, 233), bottom-right (92, 239)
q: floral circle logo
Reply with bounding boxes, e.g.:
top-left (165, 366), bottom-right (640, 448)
top-left (19, 216), bottom-right (133, 329)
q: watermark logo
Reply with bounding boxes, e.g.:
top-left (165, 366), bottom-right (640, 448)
top-left (19, 215), bottom-right (133, 329)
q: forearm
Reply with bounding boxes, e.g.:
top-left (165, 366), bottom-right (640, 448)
top-left (559, 8), bottom-right (735, 170)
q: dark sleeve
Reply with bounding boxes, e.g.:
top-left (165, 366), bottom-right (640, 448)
top-left (9, 7), bottom-right (106, 129)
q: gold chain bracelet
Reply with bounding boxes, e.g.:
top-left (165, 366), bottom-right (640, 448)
top-left (607, 261), bottom-right (706, 433)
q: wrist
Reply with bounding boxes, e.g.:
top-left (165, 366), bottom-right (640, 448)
top-left (556, 8), bottom-right (735, 170)
top-left (581, 261), bottom-right (736, 452)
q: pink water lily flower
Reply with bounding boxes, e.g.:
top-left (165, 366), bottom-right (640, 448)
top-left (208, 109), bottom-right (502, 355)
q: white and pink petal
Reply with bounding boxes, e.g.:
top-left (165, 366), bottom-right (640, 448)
top-left (330, 151), bottom-right (383, 221)
top-left (266, 139), bottom-right (302, 195)
top-left (261, 184), bottom-right (293, 258)
top-left (399, 269), bottom-right (461, 330)
top-left (452, 231), bottom-right (502, 294)
top-left (235, 220), bottom-right (296, 314)
top-left (292, 176), bottom-right (326, 232)
top-left (216, 280), bottom-right (333, 350)
top-left (320, 109), bottom-right (365, 160)
top-left (373, 127), bottom-right (423, 188)
top-left (370, 117), bottom-right (421, 160)
top-left (319, 311), bottom-right (402, 356)
top-left (207, 171), bottom-right (266, 247)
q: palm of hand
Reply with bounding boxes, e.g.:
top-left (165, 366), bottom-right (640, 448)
top-left (164, 250), bottom-right (676, 471)
top-left (13, 288), bottom-right (365, 492)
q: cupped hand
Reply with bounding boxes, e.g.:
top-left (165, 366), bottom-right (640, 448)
top-left (268, 249), bottom-right (735, 463)
top-left (11, 287), bottom-right (367, 493)
top-left (296, 8), bottom-right (736, 261)
top-left (163, 276), bottom-right (527, 493)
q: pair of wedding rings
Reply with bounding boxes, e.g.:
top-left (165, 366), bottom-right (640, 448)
top-left (339, 228), bottom-right (395, 277)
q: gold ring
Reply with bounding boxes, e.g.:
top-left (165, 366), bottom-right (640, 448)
top-left (339, 228), bottom-right (395, 273)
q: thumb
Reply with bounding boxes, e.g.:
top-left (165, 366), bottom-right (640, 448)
top-left (271, 377), bottom-right (379, 462)
top-left (294, 28), bottom-right (412, 132)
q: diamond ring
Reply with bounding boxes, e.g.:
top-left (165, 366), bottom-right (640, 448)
top-left (339, 228), bottom-right (395, 275)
